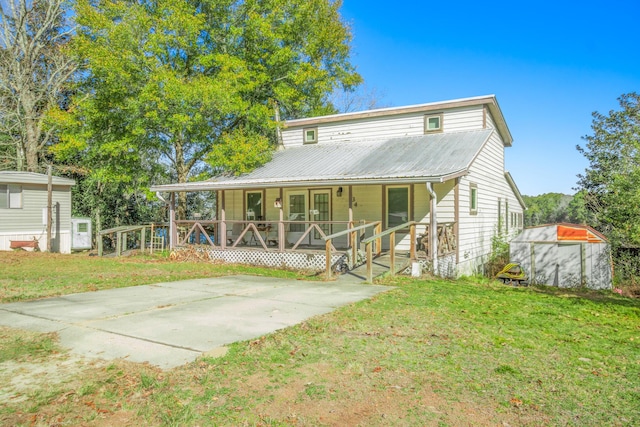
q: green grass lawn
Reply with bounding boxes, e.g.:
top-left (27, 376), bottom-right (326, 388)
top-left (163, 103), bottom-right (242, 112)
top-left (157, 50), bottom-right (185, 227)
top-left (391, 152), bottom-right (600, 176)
top-left (1, 252), bottom-right (639, 426)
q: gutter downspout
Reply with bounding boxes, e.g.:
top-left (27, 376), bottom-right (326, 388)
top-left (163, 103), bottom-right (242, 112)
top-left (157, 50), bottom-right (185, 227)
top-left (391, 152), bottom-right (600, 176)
top-left (426, 182), bottom-right (438, 274)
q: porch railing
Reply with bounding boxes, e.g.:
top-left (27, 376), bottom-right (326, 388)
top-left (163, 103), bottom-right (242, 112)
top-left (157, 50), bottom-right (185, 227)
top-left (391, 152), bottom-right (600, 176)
top-left (174, 219), bottom-right (356, 252)
top-left (97, 223), bottom-right (169, 256)
top-left (358, 221), bottom-right (457, 282)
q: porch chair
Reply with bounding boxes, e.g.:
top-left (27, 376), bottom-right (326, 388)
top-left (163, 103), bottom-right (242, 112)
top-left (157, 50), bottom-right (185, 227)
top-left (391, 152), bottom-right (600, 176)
top-left (227, 223), bottom-right (247, 245)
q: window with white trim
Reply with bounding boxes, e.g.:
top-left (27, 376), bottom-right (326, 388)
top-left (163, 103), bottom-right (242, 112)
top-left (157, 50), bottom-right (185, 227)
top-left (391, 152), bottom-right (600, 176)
top-left (303, 127), bottom-right (318, 144)
top-left (0, 184), bottom-right (22, 209)
top-left (469, 183), bottom-right (478, 215)
top-left (424, 113), bottom-right (443, 133)
top-left (387, 186), bottom-right (409, 228)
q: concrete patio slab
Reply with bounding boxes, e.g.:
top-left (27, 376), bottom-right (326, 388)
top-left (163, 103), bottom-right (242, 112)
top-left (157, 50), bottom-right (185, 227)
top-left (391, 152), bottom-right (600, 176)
top-left (0, 275), bottom-right (391, 369)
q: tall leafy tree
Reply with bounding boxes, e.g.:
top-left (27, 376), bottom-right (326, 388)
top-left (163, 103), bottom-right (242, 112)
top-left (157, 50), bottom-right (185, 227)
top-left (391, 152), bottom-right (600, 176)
top-left (577, 92), bottom-right (640, 247)
top-left (0, 0), bottom-right (75, 171)
top-left (54, 0), bottom-right (360, 220)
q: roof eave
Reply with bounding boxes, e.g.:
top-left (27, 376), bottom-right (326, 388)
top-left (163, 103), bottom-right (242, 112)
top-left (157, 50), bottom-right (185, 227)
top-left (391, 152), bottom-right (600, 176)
top-left (505, 171), bottom-right (526, 209)
top-left (151, 171), bottom-right (469, 193)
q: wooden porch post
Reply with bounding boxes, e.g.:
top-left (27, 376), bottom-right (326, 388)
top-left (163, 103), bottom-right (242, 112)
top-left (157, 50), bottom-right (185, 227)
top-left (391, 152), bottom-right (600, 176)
top-left (169, 193), bottom-right (176, 250)
top-left (426, 182), bottom-right (438, 274)
top-left (220, 191), bottom-right (227, 249)
top-left (278, 188), bottom-right (285, 252)
top-left (349, 185), bottom-right (356, 265)
top-left (409, 222), bottom-right (416, 260)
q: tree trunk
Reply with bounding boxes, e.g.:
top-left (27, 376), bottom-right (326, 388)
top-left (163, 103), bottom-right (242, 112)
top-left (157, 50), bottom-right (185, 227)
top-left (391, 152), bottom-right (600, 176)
top-left (175, 140), bottom-right (188, 220)
top-left (25, 128), bottom-right (40, 172)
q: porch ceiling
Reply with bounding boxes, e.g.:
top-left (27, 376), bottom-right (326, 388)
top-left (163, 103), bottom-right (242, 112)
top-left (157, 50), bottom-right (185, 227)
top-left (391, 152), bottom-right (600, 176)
top-left (151, 129), bottom-right (492, 192)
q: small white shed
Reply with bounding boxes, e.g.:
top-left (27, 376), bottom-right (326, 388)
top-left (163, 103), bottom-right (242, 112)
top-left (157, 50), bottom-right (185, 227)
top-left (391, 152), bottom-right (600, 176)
top-left (510, 224), bottom-right (612, 290)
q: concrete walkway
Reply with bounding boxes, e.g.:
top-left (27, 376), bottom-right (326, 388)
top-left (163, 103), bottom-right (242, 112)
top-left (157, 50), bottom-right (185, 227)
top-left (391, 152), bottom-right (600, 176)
top-left (0, 276), bottom-right (391, 369)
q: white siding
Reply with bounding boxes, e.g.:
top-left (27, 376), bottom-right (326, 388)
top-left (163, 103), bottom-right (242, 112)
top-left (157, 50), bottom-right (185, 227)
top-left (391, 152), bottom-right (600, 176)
top-left (456, 130), bottom-right (524, 276)
top-left (282, 105), bottom-right (486, 147)
top-left (0, 231), bottom-right (71, 253)
top-left (0, 184), bottom-right (73, 253)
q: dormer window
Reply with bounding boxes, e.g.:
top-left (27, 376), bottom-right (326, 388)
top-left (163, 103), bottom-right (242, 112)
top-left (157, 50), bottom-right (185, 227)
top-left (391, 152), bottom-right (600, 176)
top-left (424, 114), bottom-right (443, 133)
top-left (303, 127), bottom-right (318, 144)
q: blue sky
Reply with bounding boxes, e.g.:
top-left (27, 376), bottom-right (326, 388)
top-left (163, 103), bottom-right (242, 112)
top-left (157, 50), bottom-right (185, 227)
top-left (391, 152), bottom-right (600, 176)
top-left (339, 0), bottom-right (640, 196)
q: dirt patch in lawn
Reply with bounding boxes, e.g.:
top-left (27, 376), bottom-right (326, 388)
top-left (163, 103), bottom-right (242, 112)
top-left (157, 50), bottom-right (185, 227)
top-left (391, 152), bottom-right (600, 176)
top-left (234, 361), bottom-right (532, 426)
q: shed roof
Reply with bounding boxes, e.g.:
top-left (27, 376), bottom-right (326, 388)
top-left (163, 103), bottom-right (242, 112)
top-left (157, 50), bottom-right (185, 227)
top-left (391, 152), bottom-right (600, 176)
top-left (513, 223), bottom-right (607, 243)
top-left (151, 129), bottom-right (493, 192)
top-left (0, 171), bottom-right (75, 186)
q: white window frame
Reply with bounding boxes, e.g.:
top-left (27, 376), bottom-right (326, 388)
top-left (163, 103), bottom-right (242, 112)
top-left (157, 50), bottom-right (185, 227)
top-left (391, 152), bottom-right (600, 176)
top-left (424, 113), bottom-right (443, 133)
top-left (386, 185), bottom-right (410, 228)
top-left (0, 184), bottom-right (22, 209)
top-left (303, 127), bottom-right (318, 144)
top-left (469, 183), bottom-right (478, 215)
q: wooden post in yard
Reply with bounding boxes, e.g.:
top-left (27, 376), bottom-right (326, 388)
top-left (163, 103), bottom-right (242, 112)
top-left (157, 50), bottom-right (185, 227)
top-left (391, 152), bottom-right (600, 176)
top-left (325, 239), bottom-right (332, 280)
top-left (150, 223), bottom-right (155, 254)
top-left (389, 232), bottom-right (396, 276)
top-left (46, 165), bottom-right (52, 252)
top-left (366, 242), bottom-right (373, 283)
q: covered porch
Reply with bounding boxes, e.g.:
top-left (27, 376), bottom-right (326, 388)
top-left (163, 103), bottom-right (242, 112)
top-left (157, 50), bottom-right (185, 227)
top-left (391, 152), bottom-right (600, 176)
top-left (150, 131), bottom-right (482, 277)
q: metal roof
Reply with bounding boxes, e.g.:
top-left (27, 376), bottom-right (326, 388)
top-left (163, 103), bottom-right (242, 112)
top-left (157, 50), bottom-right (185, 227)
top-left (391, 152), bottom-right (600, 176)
top-left (0, 171), bottom-right (76, 186)
top-left (152, 129), bottom-right (493, 192)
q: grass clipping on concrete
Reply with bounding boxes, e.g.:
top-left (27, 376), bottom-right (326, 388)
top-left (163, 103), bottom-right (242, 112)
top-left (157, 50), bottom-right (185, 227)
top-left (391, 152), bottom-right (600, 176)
top-left (1, 252), bottom-right (639, 426)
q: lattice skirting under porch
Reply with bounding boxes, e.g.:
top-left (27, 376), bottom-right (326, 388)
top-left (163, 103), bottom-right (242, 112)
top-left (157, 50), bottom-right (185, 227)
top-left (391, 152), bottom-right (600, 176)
top-left (205, 248), bottom-right (347, 272)
top-left (402, 253), bottom-right (458, 278)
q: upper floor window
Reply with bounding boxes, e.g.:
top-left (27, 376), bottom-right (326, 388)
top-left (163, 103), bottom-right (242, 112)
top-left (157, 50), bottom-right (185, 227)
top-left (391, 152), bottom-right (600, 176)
top-left (303, 127), bottom-right (318, 144)
top-left (0, 184), bottom-right (22, 209)
top-left (424, 113), bottom-right (443, 133)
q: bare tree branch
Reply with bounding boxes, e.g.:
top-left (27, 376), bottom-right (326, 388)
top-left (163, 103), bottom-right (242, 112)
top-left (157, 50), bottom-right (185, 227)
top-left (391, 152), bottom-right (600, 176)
top-left (0, 0), bottom-right (76, 171)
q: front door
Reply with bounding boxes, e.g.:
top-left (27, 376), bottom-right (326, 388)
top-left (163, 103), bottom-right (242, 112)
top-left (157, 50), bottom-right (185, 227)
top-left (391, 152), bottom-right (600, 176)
top-left (287, 191), bottom-right (307, 244)
top-left (310, 190), bottom-right (331, 245)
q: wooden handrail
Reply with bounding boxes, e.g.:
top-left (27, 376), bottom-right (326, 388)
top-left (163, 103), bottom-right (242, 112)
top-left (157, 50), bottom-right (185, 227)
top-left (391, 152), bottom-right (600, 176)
top-left (323, 221), bottom-right (381, 280)
top-left (360, 221), bottom-right (415, 244)
top-left (323, 221), bottom-right (376, 241)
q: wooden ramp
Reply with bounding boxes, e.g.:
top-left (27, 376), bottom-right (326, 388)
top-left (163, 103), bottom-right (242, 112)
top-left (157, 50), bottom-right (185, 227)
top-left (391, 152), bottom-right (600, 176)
top-left (338, 252), bottom-right (412, 283)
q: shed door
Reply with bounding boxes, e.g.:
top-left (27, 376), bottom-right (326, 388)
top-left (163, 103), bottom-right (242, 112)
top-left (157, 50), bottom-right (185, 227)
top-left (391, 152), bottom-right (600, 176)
top-left (72, 220), bottom-right (92, 250)
top-left (557, 244), bottom-right (583, 287)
